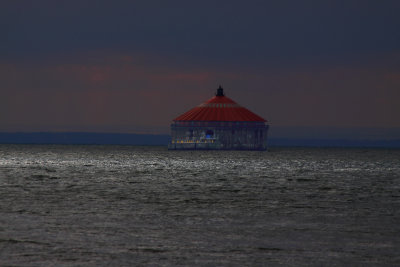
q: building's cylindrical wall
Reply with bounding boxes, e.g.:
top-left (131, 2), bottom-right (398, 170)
top-left (169, 121), bottom-right (268, 150)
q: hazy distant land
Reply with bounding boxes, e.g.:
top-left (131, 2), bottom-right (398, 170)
top-left (0, 127), bottom-right (399, 148)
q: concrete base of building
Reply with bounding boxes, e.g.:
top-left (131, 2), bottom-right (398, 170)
top-left (168, 142), bottom-right (267, 151)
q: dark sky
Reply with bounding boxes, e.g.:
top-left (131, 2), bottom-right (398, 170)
top-left (1, 0), bottom-right (399, 134)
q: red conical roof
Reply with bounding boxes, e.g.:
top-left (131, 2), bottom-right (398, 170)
top-left (173, 87), bottom-right (267, 122)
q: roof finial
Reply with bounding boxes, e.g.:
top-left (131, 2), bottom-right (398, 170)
top-left (216, 85), bottom-right (224, 96)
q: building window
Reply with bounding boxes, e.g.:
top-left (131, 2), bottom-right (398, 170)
top-left (206, 130), bottom-right (214, 139)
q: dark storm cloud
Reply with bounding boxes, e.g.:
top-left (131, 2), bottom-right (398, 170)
top-left (2, 0), bottom-right (399, 67)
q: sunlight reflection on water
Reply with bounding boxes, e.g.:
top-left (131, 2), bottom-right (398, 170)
top-left (0, 145), bottom-right (399, 266)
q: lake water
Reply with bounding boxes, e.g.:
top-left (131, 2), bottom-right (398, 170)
top-left (0, 145), bottom-right (399, 266)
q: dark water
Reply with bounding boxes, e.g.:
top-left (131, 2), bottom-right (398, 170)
top-left (0, 145), bottom-right (399, 266)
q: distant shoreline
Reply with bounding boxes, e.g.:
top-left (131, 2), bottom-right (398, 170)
top-left (0, 132), bottom-right (399, 148)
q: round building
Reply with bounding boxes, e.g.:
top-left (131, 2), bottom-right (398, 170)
top-left (168, 86), bottom-right (269, 150)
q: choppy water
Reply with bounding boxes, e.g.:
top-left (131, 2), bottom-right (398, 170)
top-left (0, 145), bottom-right (399, 266)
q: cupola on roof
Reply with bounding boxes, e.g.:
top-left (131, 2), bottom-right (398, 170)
top-left (173, 86), bottom-right (267, 122)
